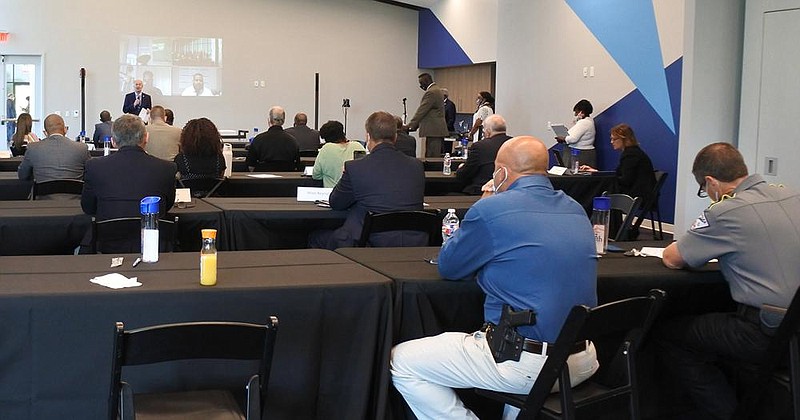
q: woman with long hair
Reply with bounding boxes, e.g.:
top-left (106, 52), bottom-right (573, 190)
top-left (10, 113), bottom-right (38, 156)
top-left (174, 117), bottom-right (225, 180)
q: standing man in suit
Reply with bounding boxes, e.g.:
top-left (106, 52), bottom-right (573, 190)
top-left (455, 114), bottom-right (513, 195)
top-left (122, 79), bottom-right (152, 117)
top-left (309, 111), bottom-right (426, 249)
top-left (285, 112), bottom-right (321, 151)
top-left (404, 73), bottom-right (449, 157)
top-left (246, 106), bottom-right (301, 171)
top-left (82, 114), bottom-right (176, 222)
top-left (92, 110), bottom-right (113, 146)
top-left (18, 114), bottom-right (90, 182)
top-left (442, 88), bottom-right (457, 133)
top-left (145, 105), bottom-right (182, 161)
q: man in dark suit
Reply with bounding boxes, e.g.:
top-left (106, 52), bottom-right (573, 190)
top-left (405, 73), bottom-right (449, 157)
top-left (18, 114), bottom-right (91, 183)
top-left (285, 112), bottom-right (321, 151)
top-left (455, 114), bottom-right (513, 195)
top-left (122, 79), bottom-right (152, 116)
top-left (309, 111), bottom-right (426, 250)
top-left (82, 114), bottom-right (177, 222)
top-left (246, 106), bottom-right (301, 171)
top-left (92, 110), bottom-right (113, 146)
top-left (442, 88), bottom-right (457, 133)
top-left (394, 115), bottom-right (417, 157)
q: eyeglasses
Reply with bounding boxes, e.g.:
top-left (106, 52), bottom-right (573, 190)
top-left (697, 181), bottom-right (708, 198)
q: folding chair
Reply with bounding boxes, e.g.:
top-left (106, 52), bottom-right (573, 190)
top-left (91, 216), bottom-right (179, 254)
top-left (31, 179), bottom-right (84, 200)
top-left (178, 177), bottom-right (226, 198)
top-left (358, 209), bottom-right (442, 247)
top-left (603, 193), bottom-right (643, 242)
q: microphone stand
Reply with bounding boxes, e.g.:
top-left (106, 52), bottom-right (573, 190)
top-left (342, 98), bottom-right (350, 135)
top-left (402, 98), bottom-right (407, 124)
top-left (79, 68), bottom-right (86, 138)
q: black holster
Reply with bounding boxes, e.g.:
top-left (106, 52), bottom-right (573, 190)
top-left (485, 304), bottom-right (536, 363)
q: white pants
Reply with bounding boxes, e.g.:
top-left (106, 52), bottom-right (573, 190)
top-left (390, 331), bottom-right (599, 420)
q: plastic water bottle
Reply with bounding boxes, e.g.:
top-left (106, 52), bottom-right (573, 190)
top-left (79, 130), bottom-right (87, 143)
top-left (591, 197), bottom-right (611, 254)
top-left (103, 136), bottom-right (111, 156)
top-left (200, 229), bottom-right (218, 286)
top-left (461, 138), bottom-right (469, 159)
top-left (441, 208), bottom-right (460, 243)
top-left (140, 196), bottom-right (160, 263)
top-left (571, 148), bottom-right (580, 174)
top-left (249, 127), bottom-right (259, 144)
top-left (222, 143), bottom-right (233, 178)
top-left (443, 153), bottom-right (452, 175)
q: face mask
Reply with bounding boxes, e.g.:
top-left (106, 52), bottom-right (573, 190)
top-left (573, 113), bottom-right (582, 123)
top-left (419, 83), bottom-right (427, 91)
top-left (491, 167), bottom-right (508, 192)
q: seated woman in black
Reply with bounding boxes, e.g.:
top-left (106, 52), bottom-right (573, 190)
top-left (174, 117), bottom-right (226, 180)
top-left (581, 123), bottom-right (656, 201)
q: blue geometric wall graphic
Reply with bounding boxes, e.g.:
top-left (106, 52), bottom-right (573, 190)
top-left (566, 0), bottom-right (676, 133)
top-left (418, 9), bottom-right (473, 68)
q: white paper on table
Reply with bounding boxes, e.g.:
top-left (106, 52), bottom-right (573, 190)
top-left (297, 187), bottom-right (333, 202)
top-left (90, 273), bottom-right (142, 289)
top-left (303, 166), bottom-right (314, 176)
top-left (547, 166), bottom-right (568, 176)
top-left (639, 247), bottom-right (665, 258)
top-left (247, 174), bottom-right (282, 178)
top-left (175, 188), bottom-right (192, 203)
top-left (0, 151), bottom-right (11, 158)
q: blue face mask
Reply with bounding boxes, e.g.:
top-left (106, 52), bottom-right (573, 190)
top-left (491, 167), bottom-right (508, 192)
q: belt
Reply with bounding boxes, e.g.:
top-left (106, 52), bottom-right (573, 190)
top-left (737, 303), bottom-right (761, 325)
top-left (521, 338), bottom-right (587, 357)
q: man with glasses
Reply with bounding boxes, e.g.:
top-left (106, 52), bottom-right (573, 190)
top-left (391, 136), bottom-right (599, 419)
top-left (660, 142), bottom-right (800, 419)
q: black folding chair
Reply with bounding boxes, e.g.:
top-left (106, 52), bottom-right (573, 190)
top-left (91, 216), bottom-right (178, 254)
top-left (476, 289), bottom-right (666, 420)
top-left (631, 170), bottom-right (668, 240)
top-left (603, 193), bottom-right (643, 242)
top-left (109, 318), bottom-right (279, 420)
top-left (358, 209), bottom-right (442, 247)
top-left (30, 179), bottom-right (84, 200)
top-left (178, 177), bottom-right (226, 198)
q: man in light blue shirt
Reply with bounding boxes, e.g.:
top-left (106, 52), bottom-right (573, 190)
top-left (391, 136), bottom-right (599, 419)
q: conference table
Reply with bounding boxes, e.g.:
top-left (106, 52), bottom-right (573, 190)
top-left (0, 198), bottom-right (225, 255)
top-left (205, 196), bottom-right (480, 250)
top-left (0, 249), bottom-right (393, 420)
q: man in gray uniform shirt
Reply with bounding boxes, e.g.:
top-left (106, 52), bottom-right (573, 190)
top-left (660, 142), bottom-right (800, 419)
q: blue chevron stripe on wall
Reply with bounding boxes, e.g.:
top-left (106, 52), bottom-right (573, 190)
top-left (418, 9), bottom-right (473, 68)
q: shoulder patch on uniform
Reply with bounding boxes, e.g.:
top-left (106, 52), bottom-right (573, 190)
top-left (690, 212), bottom-right (709, 230)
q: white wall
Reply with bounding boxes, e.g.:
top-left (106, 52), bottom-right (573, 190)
top-left (0, 0), bottom-right (422, 137)
top-left (428, 0), bottom-right (498, 64)
top-left (674, 0), bottom-right (745, 236)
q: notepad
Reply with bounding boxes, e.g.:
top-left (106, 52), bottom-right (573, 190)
top-left (549, 123), bottom-right (569, 138)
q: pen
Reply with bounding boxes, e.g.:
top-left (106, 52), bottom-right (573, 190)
top-left (132, 257), bottom-right (142, 267)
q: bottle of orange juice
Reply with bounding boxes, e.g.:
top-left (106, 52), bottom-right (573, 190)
top-left (200, 229), bottom-right (217, 286)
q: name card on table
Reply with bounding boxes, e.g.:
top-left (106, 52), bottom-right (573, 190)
top-left (175, 188), bottom-right (192, 203)
top-left (547, 166), bottom-right (568, 176)
top-left (303, 166), bottom-right (313, 176)
top-left (297, 187), bottom-right (333, 202)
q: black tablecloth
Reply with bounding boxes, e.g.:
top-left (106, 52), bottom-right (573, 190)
top-left (0, 250), bottom-right (392, 420)
top-left (0, 199), bottom-right (225, 255)
top-left (204, 196), bottom-right (479, 251)
top-left (0, 171), bottom-right (31, 200)
top-left (0, 157), bottom-right (22, 172)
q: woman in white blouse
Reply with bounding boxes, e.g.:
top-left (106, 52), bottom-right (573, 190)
top-left (555, 99), bottom-right (596, 167)
top-left (468, 91), bottom-right (494, 142)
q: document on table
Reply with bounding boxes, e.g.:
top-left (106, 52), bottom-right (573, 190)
top-left (639, 247), bottom-right (664, 258)
top-left (247, 174), bottom-right (282, 178)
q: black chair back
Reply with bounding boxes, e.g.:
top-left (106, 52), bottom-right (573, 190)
top-left (358, 209), bottom-right (442, 247)
top-left (91, 216), bottom-right (178, 254)
top-left (178, 177), bottom-right (226, 198)
top-left (31, 179), bottom-right (84, 200)
top-left (254, 161), bottom-right (299, 172)
top-left (602, 193), bottom-right (643, 242)
top-left (632, 170), bottom-right (668, 240)
top-left (477, 289), bottom-right (666, 420)
top-left (299, 149), bottom-right (319, 157)
top-left (109, 318), bottom-right (279, 420)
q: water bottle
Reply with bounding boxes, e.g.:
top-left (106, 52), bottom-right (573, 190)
top-left (443, 153), bottom-right (452, 175)
top-left (591, 197), bottom-right (611, 254)
top-left (249, 127), bottom-right (259, 144)
top-left (461, 138), bottom-right (469, 159)
top-left (140, 196), bottom-right (160, 263)
top-left (200, 229), bottom-right (218, 286)
top-left (441, 208), bottom-right (460, 243)
top-left (571, 148), bottom-right (580, 173)
top-left (103, 136), bottom-right (111, 156)
top-left (79, 130), bottom-right (87, 143)
top-left (222, 143), bottom-right (233, 178)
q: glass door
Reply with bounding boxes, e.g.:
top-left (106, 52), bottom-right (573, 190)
top-left (2, 55), bottom-right (42, 152)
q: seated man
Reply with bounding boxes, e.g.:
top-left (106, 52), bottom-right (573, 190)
top-left (145, 105), bottom-right (182, 161)
top-left (659, 142), bottom-right (800, 419)
top-left (246, 106), bottom-right (301, 171)
top-left (82, 114), bottom-right (177, 221)
top-left (455, 114), bottom-right (512, 195)
top-left (284, 112), bottom-right (321, 151)
top-left (391, 136), bottom-right (599, 420)
top-left (18, 113), bottom-right (91, 182)
top-left (92, 110), bottom-right (113, 146)
top-left (394, 115), bottom-right (417, 158)
top-left (309, 111), bottom-right (425, 249)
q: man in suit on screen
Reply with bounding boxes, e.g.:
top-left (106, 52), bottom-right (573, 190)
top-left (122, 79), bottom-right (152, 116)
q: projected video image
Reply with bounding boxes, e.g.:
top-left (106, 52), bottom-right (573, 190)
top-left (120, 35), bottom-right (223, 97)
